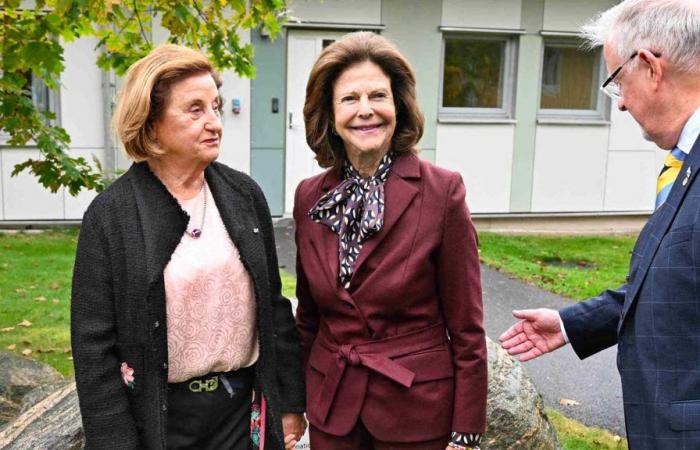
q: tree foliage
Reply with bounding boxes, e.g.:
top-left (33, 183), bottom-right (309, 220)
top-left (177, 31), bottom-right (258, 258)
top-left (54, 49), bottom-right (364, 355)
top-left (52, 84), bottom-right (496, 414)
top-left (0, 0), bottom-right (285, 195)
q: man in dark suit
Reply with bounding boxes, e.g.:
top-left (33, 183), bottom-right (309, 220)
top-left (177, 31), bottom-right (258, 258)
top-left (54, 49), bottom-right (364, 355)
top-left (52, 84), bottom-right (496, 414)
top-left (500, 0), bottom-right (700, 448)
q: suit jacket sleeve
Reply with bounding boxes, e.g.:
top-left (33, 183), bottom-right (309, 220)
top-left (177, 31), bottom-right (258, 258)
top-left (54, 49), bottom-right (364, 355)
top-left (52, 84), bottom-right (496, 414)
top-left (437, 173), bottom-right (487, 433)
top-left (559, 284), bottom-right (627, 360)
top-left (251, 182), bottom-right (306, 412)
top-left (71, 207), bottom-right (140, 450)
top-left (293, 180), bottom-right (320, 367)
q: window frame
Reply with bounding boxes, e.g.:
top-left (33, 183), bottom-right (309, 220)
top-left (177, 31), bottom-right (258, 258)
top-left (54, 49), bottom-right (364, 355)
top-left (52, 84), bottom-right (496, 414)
top-left (0, 72), bottom-right (61, 145)
top-left (537, 37), bottom-right (609, 121)
top-left (438, 32), bottom-right (519, 121)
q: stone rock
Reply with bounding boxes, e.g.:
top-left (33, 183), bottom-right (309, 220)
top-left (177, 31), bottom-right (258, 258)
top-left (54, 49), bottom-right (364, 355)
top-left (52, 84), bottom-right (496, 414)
top-left (0, 382), bottom-right (83, 450)
top-left (0, 352), bottom-right (62, 428)
top-left (0, 352), bottom-right (63, 401)
top-left (19, 380), bottom-right (73, 414)
top-left (483, 338), bottom-right (561, 450)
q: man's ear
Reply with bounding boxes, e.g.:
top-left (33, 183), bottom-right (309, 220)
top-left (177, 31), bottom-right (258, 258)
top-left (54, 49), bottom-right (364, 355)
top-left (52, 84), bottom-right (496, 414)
top-left (638, 48), bottom-right (664, 88)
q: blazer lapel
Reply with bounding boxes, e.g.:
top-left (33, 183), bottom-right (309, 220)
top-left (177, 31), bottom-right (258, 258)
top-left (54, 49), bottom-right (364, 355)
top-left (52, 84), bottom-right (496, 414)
top-left (318, 169), bottom-right (342, 289)
top-left (350, 154), bottom-right (420, 280)
top-left (129, 162), bottom-right (189, 288)
top-left (620, 136), bottom-right (700, 329)
top-left (205, 164), bottom-right (267, 291)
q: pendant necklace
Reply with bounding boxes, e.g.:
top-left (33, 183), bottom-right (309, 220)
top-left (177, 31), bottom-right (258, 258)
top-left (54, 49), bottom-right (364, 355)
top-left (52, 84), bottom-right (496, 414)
top-left (186, 181), bottom-right (207, 239)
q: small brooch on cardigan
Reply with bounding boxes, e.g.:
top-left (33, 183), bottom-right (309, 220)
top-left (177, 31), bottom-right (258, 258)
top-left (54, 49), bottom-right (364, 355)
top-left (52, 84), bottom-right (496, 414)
top-left (120, 362), bottom-right (136, 390)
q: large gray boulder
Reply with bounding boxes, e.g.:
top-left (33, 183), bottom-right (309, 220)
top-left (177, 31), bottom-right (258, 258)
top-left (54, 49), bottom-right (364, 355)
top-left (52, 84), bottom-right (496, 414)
top-left (0, 342), bottom-right (560, 450)
top-left (483, 338), bottom-right (561, 450)
top-left (0, 352), bottom-right (62, 428)
top-left (0, 381), bottom-right (82, 450)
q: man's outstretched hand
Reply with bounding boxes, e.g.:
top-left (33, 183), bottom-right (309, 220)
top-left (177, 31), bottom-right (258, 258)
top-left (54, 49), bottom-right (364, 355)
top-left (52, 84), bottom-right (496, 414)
top-left (499, 308), bottom-right (566, 361)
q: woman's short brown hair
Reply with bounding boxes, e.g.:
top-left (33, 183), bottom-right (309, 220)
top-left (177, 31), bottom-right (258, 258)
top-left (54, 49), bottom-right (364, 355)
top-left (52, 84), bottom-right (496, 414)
top-left (303, 32), bottom-right (424, 171)
top-left (112, 44), bottom-right (222, 161)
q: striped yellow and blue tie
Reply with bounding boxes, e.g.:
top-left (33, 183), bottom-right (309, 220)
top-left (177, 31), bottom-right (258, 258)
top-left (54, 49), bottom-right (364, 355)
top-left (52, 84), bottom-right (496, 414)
top-left (655, 147), bottom-right (686, 209)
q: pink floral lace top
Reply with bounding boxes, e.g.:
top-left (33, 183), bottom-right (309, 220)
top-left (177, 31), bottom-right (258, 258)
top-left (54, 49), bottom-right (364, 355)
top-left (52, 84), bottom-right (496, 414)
top-left (164, 182), bottom-right (259, 383)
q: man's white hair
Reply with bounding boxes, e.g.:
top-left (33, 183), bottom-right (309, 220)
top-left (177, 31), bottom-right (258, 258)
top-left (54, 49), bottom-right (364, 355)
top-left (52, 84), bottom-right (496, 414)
top-left (581, 0), bottom-right (700, 74)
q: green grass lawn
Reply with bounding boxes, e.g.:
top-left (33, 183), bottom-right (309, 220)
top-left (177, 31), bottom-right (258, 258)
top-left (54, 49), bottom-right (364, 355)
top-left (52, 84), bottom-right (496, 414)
top-left (478, 232), bottom-right (636, 300)
top-left (547, 409), bottom-right (628, 450)
top-left (0, 229), bottom-right (77, 376)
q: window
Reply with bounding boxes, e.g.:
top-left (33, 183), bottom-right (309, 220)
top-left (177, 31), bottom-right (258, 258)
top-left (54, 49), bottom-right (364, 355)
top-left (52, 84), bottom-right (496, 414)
top-left (28, 72), bottom-right (53, 115)
top-left (0, 72), bottom-right (58, 141)
top-left (539, 39), bottom-right (607, 120)
top-left (439, 34), bottom-right (517, 120)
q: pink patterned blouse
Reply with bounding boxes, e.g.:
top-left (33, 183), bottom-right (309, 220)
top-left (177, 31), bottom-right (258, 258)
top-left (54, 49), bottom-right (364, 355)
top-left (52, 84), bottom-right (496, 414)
top-left (164, 182), bottom-right (259, 383)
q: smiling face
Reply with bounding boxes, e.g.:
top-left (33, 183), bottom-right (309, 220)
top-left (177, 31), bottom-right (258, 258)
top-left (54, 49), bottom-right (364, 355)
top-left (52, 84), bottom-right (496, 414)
top-left (332, 61), bottom-right (397, 168)
top-left (152, 72), bottom-right (222, 168)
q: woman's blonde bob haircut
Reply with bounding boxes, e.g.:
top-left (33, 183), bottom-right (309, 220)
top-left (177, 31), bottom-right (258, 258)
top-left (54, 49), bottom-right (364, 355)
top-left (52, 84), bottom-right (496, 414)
top-left (303, 32), bottom-right (424, 171)
top-left (112, 44), bottom-right (222, 161)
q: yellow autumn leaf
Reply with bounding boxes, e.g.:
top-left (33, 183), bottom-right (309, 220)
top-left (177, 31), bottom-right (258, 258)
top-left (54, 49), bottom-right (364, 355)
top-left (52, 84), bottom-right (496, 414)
top-left (18, 319), bottom-right (32, 327)
top-left (21, 349), bottom-right (32, 356)
top-left (7, 344), bottom-right (16, 350)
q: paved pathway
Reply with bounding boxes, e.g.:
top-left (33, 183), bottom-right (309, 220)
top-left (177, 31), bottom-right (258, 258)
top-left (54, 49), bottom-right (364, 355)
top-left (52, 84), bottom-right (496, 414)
top-left (273, 219), bottom-right (626, 436)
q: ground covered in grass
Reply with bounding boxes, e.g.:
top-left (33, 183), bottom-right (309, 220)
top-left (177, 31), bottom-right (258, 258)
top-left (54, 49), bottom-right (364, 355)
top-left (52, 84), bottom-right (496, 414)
top-left (478, 232), bottom-right (636, 300)
top-left (0, 229), bottom-right (77, 376)
top-left (547, 409), bottom-right (628, 450)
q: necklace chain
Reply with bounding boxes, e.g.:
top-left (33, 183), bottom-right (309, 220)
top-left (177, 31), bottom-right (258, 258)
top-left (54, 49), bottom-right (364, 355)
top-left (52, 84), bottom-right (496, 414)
top-left (185, 181), bottom-right (207, 239)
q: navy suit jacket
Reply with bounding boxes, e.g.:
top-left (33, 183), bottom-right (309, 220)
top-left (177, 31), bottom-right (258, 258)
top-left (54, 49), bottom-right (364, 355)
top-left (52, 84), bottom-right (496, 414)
top-left (561, 135), bottom-right (700, 449)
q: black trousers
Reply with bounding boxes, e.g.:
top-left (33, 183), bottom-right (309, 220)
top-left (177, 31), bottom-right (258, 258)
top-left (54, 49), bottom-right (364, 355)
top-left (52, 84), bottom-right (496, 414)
top-left (166, 367), bottom-right (254, 450)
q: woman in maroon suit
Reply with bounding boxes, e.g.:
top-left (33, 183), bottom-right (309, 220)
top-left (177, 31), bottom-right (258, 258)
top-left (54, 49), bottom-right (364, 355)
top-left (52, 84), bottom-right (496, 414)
top-left (294, 32), bottom-right (486, 450)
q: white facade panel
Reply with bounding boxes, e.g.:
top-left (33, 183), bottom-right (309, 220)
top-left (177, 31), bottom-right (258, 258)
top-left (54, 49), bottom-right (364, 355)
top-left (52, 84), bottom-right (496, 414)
top-left (2, 149), bottom-right (64, 220)
top-left (543, 0), bottom-right (618, 32)
top-left (607, 108), bottom-right (660, 152)
top-left (288, 0), bottom-right (382, 25)
top-left (61, 37), bottom-right (105, 149)
top-left (218, 31), bottom-right (252, 174)
top-left (436, 124), bottom-right (514, 213)
top-left (604, 151), bottom-right (656, 211)
top-left (531, 125), bottom-right (609, 212)
top-left (441, 0), bottom-right (522, 30)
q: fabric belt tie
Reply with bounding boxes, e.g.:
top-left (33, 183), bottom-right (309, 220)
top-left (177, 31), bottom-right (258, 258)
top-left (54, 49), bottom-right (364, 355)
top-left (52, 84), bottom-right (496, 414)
top-left (315, 323), bottom-right (447, 424)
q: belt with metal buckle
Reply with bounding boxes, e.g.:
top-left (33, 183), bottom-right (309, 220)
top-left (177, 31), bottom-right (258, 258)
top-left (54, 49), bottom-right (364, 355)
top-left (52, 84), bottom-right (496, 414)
top-left (187, 375), bottom-right (219, 393)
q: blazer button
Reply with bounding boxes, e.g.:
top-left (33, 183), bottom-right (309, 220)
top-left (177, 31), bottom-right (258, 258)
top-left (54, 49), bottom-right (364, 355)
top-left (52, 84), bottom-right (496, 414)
top-left (163, 362), bottom-right (168, 370)
top-left (162, 404), bottom-right (167, 412)
top-left (153, 321), bottom-right (160, 328)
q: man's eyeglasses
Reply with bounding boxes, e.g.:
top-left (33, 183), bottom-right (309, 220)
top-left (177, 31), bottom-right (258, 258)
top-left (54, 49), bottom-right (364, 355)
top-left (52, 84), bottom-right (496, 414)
top-left (600, 50), bottom-right (662, 100)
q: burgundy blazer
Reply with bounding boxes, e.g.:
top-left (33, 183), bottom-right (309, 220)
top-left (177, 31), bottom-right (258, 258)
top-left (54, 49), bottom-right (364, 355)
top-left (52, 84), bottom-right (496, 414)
top-left (293, 153), bottom-right (487, 442)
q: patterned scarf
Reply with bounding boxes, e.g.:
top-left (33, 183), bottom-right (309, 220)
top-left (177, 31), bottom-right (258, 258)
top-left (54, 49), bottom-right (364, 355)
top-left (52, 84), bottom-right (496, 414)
top-left (309, 152), bottom-right (395, 289)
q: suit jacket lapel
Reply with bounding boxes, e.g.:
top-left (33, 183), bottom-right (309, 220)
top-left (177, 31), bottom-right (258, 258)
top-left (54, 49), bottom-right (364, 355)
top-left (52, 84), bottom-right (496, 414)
top-left (130, 162), bottom-right (189, 288)
top-left (350, 154), bottom-right (420, 280)
top-left (620, 136), bottom-right (700, 329)
top-left (205, 164), bottom-right (267, 291)
top-left (318, 169), bottom-right (342, 289)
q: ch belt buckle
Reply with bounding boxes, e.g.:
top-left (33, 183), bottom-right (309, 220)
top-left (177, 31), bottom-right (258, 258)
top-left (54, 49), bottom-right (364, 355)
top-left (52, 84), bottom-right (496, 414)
top-left (188, 376), bottom-right (219, 393)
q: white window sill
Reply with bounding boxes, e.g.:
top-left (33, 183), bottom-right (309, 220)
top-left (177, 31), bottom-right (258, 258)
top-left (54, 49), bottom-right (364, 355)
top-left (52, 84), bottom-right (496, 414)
top-left (537, 118), bottom-right (611, 126)
top-left (438, 117), bottom-right (517, 125)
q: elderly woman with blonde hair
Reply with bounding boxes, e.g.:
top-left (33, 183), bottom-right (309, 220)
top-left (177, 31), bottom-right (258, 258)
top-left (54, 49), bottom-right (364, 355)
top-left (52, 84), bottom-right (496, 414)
top-left (71, 44), bottom-right (305, 450)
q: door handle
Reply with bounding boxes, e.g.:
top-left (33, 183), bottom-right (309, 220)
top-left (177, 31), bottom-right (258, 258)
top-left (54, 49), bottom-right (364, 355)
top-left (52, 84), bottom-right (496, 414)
top-left (288, 112), bottom-right (293, 129)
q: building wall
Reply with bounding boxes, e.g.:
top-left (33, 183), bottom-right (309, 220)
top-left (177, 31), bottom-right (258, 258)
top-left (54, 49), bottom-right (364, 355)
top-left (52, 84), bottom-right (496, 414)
top-left (2, 0), bottom-right (664, 223)
top-left (1, 37), bottom-right (104, 221)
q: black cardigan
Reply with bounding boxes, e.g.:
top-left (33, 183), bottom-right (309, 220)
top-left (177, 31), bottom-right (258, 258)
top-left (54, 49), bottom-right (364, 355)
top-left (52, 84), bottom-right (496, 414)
top-left (71, 161), bottom-right (305, 450)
